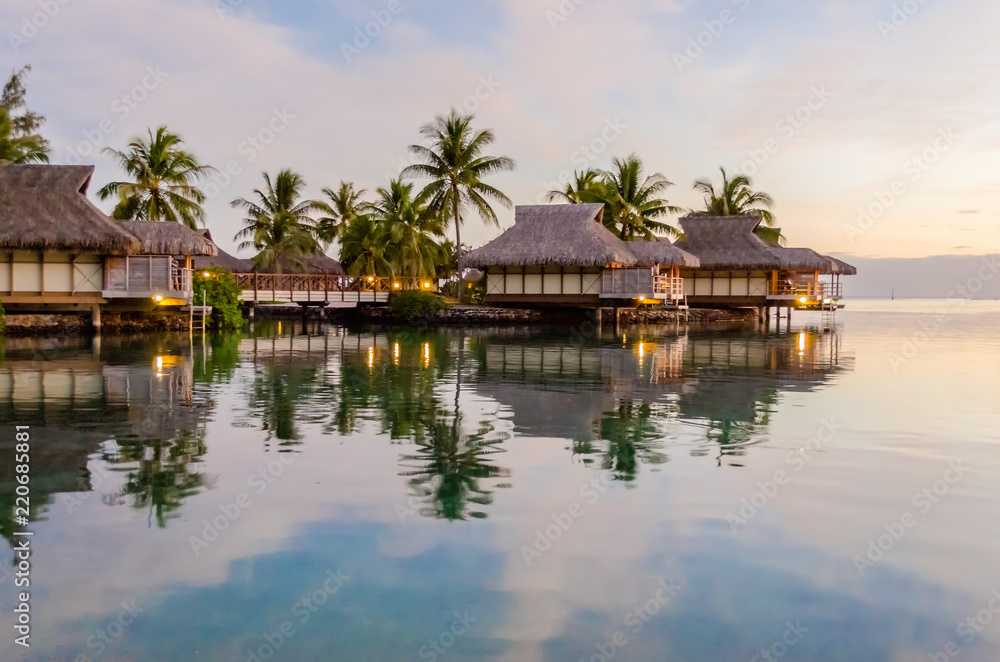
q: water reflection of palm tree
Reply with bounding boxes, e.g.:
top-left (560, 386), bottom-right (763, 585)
top-left (399, 412), bottom-right (509, 520)
top-left (248, 364), bottom-right (325, 448)
top-left (595, 401), bottom-right (670, 482)
top-left (103, 429), bottom-right (208, 528)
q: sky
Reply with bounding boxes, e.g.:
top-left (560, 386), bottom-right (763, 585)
top-left (3, 0), bottom-right (1000, 260)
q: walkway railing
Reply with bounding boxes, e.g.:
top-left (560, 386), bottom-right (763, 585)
top-left (233, 274), bottom-right (434, 302)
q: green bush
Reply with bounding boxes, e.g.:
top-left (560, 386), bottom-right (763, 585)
top-left (193, 268), bottom-right (245, 330)
top-left (388, 289), bottom-right (448, 321)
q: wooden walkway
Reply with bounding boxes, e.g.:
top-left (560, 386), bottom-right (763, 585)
top-left (234, 274), bottom-right (430, 307)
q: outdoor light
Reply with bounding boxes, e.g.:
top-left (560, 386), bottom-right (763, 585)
top-left (423, 282), bottom-right (430, 288)
top-left (368, 277), bottom-right (374, 282)
top-left (203, 272), bottom-right (211, 278)
top-left (639, 297), bottom-right (646, 303)
top-left (799, 297), bottom-right (808, 304)
top-left (394, 283), bottom-right (400, 288)
top-left (153, 295), bottom-right (163, 302)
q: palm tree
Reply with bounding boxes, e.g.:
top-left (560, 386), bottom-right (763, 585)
top-left (692, 167), bottom-right (782, 245)
top-left (232, 169), bottom-right (319, 273)
top-left (595, 155), bottom-right (682, 240)
top-left (338, 214), bottom-right (392, 277)
top-left (546, 169), bottom-right (606, 204)
top-left (0, 66), bottom-right (49, 164)
top-left (315, 181), bottom-right (369, 246)
top-left (98, 127), bottom-right (214, 229)
top-left (0, 107), bottom-right (48, 164)
top-left (370, 179), bottom-right (447, 279)
top-left (402, 109), bottom-right (516, 303)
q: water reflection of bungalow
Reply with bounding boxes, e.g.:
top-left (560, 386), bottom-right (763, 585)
top-left (470, 331), bottom-right (847, 449)
top-left (465, 204), bottom-right (700, 308)
top-left (0, 343), bottom-right (211, 540)
top-left (674, 216), bottom-right (857, 311)
top-left (0, 165), bottom-right (217, 327)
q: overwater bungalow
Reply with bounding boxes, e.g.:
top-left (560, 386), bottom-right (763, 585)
top-left (464, 204), bottom-right (700, 308)
top-left (0, 165), bottom-right (216, 322)
top-left (673, 215), bottom-right (856, 312)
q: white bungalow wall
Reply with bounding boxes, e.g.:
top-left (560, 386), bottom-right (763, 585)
top-left (486, 267), bottom-right (602, 296)
top-left (682, 271), bottom-right (769, 297)
top-left (0, 251), bottom-right (104, 294)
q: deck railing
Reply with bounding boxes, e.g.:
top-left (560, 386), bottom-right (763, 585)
top-left (104, 257), bottom-right (192, 298)
top-left (770, 281), bottom-right (824, 299)
top-left (654, 276), bottom-right (685, 302)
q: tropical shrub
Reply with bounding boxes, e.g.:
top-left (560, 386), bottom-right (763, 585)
top-left (388, 290), bottom-right (448, 321)
top-left (193, 268), bottom-right (244, 330)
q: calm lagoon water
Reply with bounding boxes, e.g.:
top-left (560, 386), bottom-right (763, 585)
top-left (1, 299), bottom-right (999, 661)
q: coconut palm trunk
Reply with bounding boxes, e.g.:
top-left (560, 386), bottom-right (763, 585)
top-left (452, 190), bottom-right (462, 303)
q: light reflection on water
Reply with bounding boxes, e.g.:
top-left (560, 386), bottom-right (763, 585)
top-left (0, 303), bottom-right (999, 661)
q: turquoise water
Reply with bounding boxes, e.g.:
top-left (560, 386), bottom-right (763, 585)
top-left (1, 300), bottom-right (999, 661)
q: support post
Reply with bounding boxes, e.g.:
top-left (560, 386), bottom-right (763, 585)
top-left (91, 304), bottom-right (101, 333)
top-left (786, 307), bottom-right (792, 332)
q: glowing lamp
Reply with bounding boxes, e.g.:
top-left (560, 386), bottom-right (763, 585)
top-left (799, 297), bottom-right (808, 304)
top-left (153, 295), bottom-right (163, 302)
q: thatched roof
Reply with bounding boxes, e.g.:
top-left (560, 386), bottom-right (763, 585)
top-left (253, 251), bottom-right (345, 275)
top-left (194, 230), bottom-right (254, 272)
top-left (675, 216), bottom-right (786, 270)
top-left (118, 221), bottom-right (217, 256)
top-left (825, 255), bottom-right (858, 276)
top-left (676, 215), bottom-right (857, 274)
top-left (465, 204), bottom-right (698, 268)
top-left (0, 165), bottom-right (140, 254)
top-left (778, 247), bottom-right (841, 272)
top-left (626, 240), bottom-right (700, 268)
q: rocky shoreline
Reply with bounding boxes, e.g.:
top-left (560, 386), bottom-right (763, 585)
top-left (1, 305), bottom-right (759, 337)
top-left (3, 312), bottom-right (192, 337)
top-left (263, 304), bottom-right (759, 327)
